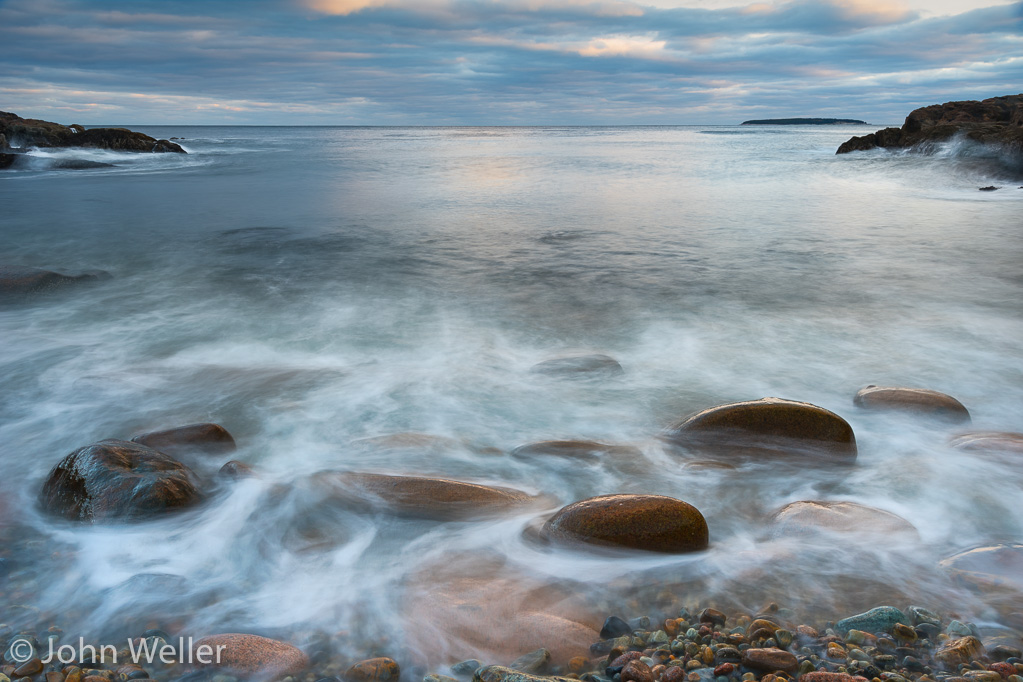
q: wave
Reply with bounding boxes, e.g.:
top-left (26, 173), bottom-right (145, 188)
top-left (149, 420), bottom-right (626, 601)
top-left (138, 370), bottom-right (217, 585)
top-left (2, 145), bottom-right (208, 175)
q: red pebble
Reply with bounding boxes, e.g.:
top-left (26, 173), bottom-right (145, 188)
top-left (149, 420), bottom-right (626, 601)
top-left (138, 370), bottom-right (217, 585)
top-left (610, 652), bottom-right (644, 668)
top-left (661, 667), bottom-right (686, 682)
top-left (714, 663), bottom-right (735, 677)
top-left (989, 663), bottom-right (1015, 679)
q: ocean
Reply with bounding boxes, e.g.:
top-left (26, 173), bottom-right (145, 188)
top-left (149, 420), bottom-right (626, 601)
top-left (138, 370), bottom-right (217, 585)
top-left (1, 125), bottom-right (1021, 667)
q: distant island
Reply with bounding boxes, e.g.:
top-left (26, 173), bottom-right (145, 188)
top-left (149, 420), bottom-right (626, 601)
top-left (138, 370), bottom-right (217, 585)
top-left (741, 118), bottom-right (868, 125)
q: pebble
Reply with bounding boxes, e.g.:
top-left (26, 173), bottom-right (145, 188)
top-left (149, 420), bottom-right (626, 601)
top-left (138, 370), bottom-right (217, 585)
top-left (345, 658), bottom-right (400, 682)
top-left (14, 659), bottom-right (43, 677)
top-left (836, 607), bottom-right (909, 635)
top-left (741, 648), bottom-right (798, 672)
top-left (602, 617), bottom-right (634, 640)
top-left (508, 650), bottom-right (549, 674)
top-left (935, 637), bottom-right (985, 668)
top-left (622, 660), bottom-right (654, 682)
top-left (452, 661), bottom-right (484, 676)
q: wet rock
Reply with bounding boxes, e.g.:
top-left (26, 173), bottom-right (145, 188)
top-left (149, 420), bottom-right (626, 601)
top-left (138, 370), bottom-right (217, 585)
top-left (350, 432), bottom-right (465, 452)
top-left (131, 423), bottom-right (236, 457)
top-left (661, 668), bottom-right (685, 682)
top-left (980, 186), bottom-right (999, 191)
top-left (800, 674), bottom-right (869, 682)
top-left (473, 666), bottom-right (576, 682)
top-left (699, 608), bottom-right (726, 627)
top-left (218, 461), bottom-right (255, 480)
top-left (853, 385), bottom-right (971, 423)
top-left (14, 659), bottom-right (43, 677)
top-left (39, 439), bottom-right (202, 522)
top-left (935, 636), bottom-right (985, 669)
top-left (511, 441), bottom-right (640, 462)
top-left (541, 494), bottom-right (709, 554)
top-left (836, 607), bottom-right (908, 634)
top-left (530, 354), bottom-right (623, 378)
top-left (310, 471), bottom-right (538, 521)
top-left (682, 460), bottom-right (738, 471)
top-left (508, 649), bottom-right (549, 674)
top-left (345, 658), bottom-right (400, 682)
top-left (190, 634), bottom-right (308, 678)
top-left (769, 500), bottom-right (918, 538)
top-left (949, 432), bottom-right (1023, 455)
top-left (621, 660), bottom-right (653, 682)
top-left (451, 661), bottom-right (483, 677)
top-left (908, 605), bottom-right (942, 627)
top-left (1, 111), bottom-right (186, 152)
top-left (663, 397), bottom-right (857, 462)
top-left (940, 544), bottom-right (1023, 593)
top-left (740, 648), bottom-right (798, 672)
top-left (0, 265), bottom-right (110, 297)
top-left (600, 616), bottom-right (633, 640)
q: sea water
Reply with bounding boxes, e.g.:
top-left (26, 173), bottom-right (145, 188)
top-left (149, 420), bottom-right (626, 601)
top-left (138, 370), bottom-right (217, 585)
top-left (1, 125), bottom-right (1021, 662)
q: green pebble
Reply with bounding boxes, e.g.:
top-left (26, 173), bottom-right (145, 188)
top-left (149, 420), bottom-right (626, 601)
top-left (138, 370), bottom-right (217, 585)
top-left (631, 637), bottom-right (645, 648)
top-left (908, 606), bottom-right (942, 627)
top-left (686, 629), bottom-right (699, 640)
top-left (716, 677), bottom-right (728, 682)
top-left (775, 630), bottom-right (793, 649)
top-left (799, 661), bottom-right (815, 675)
top-left (846, 630), bottom-right (868, 645)
top-left (649, 631), bottom-right (669, 644)
top-left (671, 642), bottom-right (686, 654)
top-left (742, 674), bottom-right (755, 681)
top-left (848, 650), bottom-right (871, 663)
top-left (1006, 676), bottom-right (1023, 682)
top-left (0, 674), bottom-right (10, 682)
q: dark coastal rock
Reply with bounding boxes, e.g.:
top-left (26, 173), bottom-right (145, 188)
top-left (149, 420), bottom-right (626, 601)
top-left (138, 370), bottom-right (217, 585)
top-left (741, 648), bottom-right (798, 672)
top-left (511, 440), bottom-right (640, 462)
top-left (836, 606), bottom-right (909, 634)
top-left (770, 500), bottom-right (918, 538)
top-left (309, 471), bottom-right (538, 521)
top-left (508, 649), bottom-right (549, 674)
top-left (530, 354), bottom-right (623, 378)
top-left (190, 634), bottom-right (308, 678)
top-left (0, 152), bottom-right (17, 169)
top-left (218, 460), bottom-right (256, 480)
top-left (600, 615), bottom-right (633, 639)
top-left (474, 666), bottom-right (577, 682)
top-left (131, 423), bottom-right (237, 457)
top-left (39, 439), bottom-right (202, 522)
top-left (980, 186), bottom-right (1000, 191)
top-left (0, 265), bottom-right (111, 297)
top-left (48, 159), bottom-right (117, 170)
top-left (663, 397), bottom-right (857, 462)
top-left (939, 544), bottom-right (1023, 593)
top-left (853, 385), bottom-right (971, 423)
top-left (345, 657), bottom-right (400, 682)
top-left (0, 111), bottom-right (185, 154)
top-left (541, 494), bottom-right (709, 553)
top-left (836, 94), bottom-right (1023, 156)
top-left (949, 432), bottom-right (1023, 455)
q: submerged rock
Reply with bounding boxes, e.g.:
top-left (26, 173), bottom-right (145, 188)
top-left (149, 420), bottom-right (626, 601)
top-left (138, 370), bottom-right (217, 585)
top-left (949, 432), bottom-right (1023, 455)
top-left (511, 440), bottom-right (640, 462)
top-left (836, 606), bottom-right (909, 635)
top-left (770, 500), bottom-right (918, 538)
top-left (0, 265), bottom-right (110, 297)
top-left (934, 635), bottom-right (985, 669)
top-left (741, 648), bottom-right (798, 672)
top-left (836, 94), bottom-right (1023, 156)
top-left (218, 460), bottom-right (256, 480)
top-left (309, 471), bottom-right (539, 521)
top-left (853, 385), bottom-right (971, 423)
top-left (664, 397), bottom-right (857, 462)
top-left (541, 494), bottom-right (709, 553)
top-left (190, 634), bottom-right (308, 678)
top-left (345, 657), bottom-right (400, 682)
top-left (939, 544), bottom-right (1023, 593)
top-left (474, 666), bottom-right (577, 682)
top-left (39, 439), bottom-right (202, 522)
top-left (131, 422), bottom-right (237, 457)
top-left (530, 354), bottom-right (623, 378)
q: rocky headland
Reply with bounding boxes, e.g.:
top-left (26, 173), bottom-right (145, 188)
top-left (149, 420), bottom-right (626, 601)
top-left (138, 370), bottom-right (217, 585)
top-left (742, 118), bottom-right (867, 125)
top-left (835, 94), bottom-right (1023, 156)
top-left (0, 111), bottom-right (184, 168)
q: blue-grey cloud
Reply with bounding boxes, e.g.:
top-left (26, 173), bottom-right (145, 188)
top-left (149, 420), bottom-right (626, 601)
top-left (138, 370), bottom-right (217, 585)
top-left (0, 0), bottom-right (1019, 124)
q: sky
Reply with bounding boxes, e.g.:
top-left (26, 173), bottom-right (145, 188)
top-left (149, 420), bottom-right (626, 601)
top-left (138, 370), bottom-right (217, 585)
top-left (0, 0), bottom-right (1020, 125)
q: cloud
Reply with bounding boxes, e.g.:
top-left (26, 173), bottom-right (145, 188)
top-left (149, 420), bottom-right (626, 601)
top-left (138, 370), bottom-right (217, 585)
top-left (578, 35), bottom-right (668, 57)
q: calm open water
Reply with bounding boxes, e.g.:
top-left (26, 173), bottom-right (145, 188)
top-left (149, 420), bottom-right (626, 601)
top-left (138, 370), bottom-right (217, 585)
top-left (1, 125), bottom-right (1022, 665)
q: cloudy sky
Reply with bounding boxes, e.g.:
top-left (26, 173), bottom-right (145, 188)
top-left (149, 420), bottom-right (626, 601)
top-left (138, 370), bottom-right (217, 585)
top-left (0, 0), bottom-right (1020, 125)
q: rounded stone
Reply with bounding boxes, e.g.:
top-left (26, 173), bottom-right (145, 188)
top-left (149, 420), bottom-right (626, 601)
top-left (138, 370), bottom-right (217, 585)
top-left (131, 423), bottom-right (236, 457)
top-left (769, 501), bottom-right (918, 538)
top-left (345, 657), bottom-right (400, 682)
top-left (190, 634), bottom-right (308, 678)
top-left (664, 397), bottom-right (856, 462)
top-left (541, 494), bottom-right (709, 554)
top-left (939, 544), bottom-right (1023, 593)
top-left (312, 471), bottom-right (538, 521)
top-left (511, 441), bottom-right (640, 462)
top-left (740, 648), bottom-right (798, 672)
top-left (949, 432), bottom-right (1023, 455)
top-left (853, 386), bottom-right (970, 423)
top-left (39, 439), bottom-right (202, 522)
top-left (530, 354), bottom-right (623, 378)
top-left (218, 460), bottom-right (255, 480)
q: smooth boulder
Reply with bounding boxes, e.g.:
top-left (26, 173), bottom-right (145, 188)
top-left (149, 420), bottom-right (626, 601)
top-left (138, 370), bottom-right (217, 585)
top-left (0, 265), bottom-right (110, 297)
top-left (664, 397), bottom-right (857, 462)
top-left (541, 494), bottom-right (709, 553)
top-left (131, 422), bottom-right (237, 456)
top-left (939, 544), bottom-right (1023, 593)
top-left (770, 500), bottom-right (918, 538)
top-left (853, 385), bottom-right (971, 423)
top-left (310, 471), bottom-right (539, 521)
top-left (190, 634), bottom-right (308, 678)
top-left (530, 354), bottom-right (623, 378)
top-left (39, 439), bottom-right (202, 521)
top-left (950, 431), bottom-right (1023, 455)
top-left (511, 440), bottom-right (640, 462)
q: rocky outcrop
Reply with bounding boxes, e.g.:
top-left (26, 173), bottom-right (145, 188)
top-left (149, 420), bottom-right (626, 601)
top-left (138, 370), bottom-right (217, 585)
top-left (0, 110), bottom-right (185, 155)
top-left (836, 94), bottom-right (1023, 156)
top-left (0, 265), bottom-right (111, 297)
top-left (541, 494), bottom-right (709, 553)
top-left (663, 397), bottom-right (857, 462)
top-left (39, 439), bottom-right (202, 522)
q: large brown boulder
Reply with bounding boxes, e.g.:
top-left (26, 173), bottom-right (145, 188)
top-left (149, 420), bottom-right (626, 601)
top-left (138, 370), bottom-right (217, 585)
top-left (0, 110), bottom-right (185, 154)
top-left (131, 423), bottom-right (237, 457)
top-left (541, 494), bottom-right (709, 553)
top-left (190, 634), bottom-right (308, 678)
top-left (770, 500), bottom-right (918, 538)
top-left (308, 471), bottom-right (539, 521)
top-left (837, 94), bottom-right (1023, 156)
top-left (39, 439), bottom-right (202, 522)
top-left (663, 397), bottom-right (857, 462)
top-left (853, 385), bottom-right (970, 423)
top-left (0, 265), bottom-right (110, 297)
